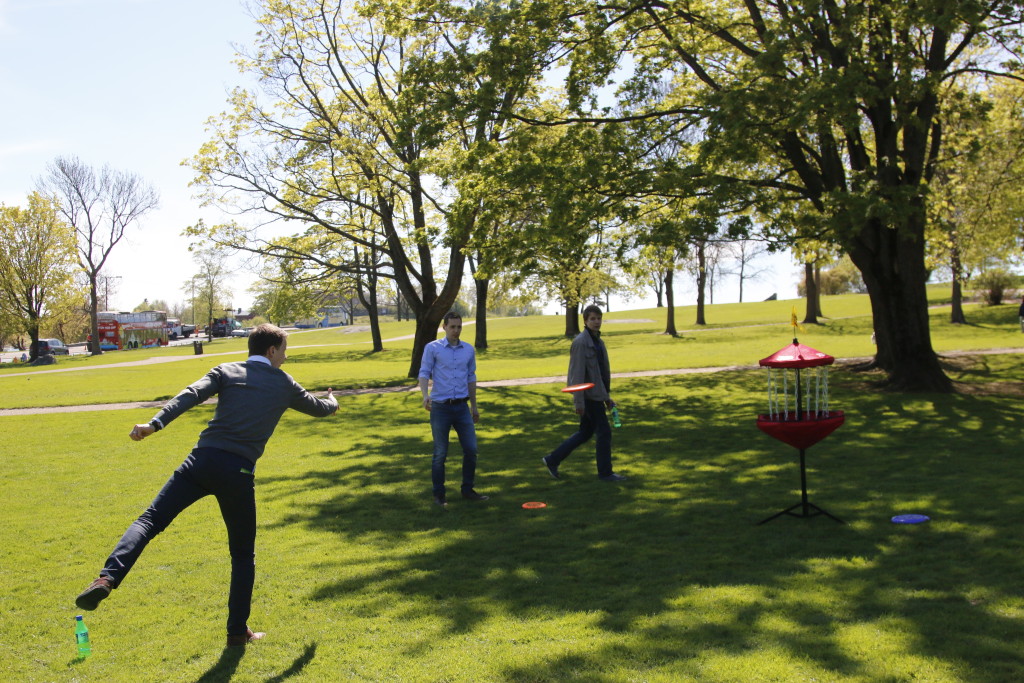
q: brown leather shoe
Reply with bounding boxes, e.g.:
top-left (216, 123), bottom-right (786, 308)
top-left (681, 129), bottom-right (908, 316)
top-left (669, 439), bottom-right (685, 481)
top-left (226, 628), bottom-right (266, 647)
top-left (75, 576), bottom-right (114, 611)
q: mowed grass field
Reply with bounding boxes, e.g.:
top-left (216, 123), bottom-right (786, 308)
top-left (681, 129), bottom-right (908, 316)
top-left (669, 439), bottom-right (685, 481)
top-left (2, 292), bottom-right (1024, 681)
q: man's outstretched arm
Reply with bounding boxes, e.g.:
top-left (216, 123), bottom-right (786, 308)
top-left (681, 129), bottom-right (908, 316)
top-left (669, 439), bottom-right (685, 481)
top-left (129, 423), bottom-right (155, 441)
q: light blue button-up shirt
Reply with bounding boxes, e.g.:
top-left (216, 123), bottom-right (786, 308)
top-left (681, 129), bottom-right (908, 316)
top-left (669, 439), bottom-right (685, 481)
top-left (418, 337), bottom-right (477, 401)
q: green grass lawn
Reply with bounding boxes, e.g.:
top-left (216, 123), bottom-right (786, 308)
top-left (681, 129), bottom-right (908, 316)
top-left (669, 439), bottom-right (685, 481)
top-left (2, 293), bottom-right (1024, 681)
top-left (2, 293), bottom-right (1022, 410)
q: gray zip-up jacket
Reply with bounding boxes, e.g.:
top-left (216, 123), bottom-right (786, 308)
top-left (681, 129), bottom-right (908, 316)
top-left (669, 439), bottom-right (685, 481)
top-left (567, 329), bottom-right (611, 410)
top-left (151, 360), bottom-right (337, 463)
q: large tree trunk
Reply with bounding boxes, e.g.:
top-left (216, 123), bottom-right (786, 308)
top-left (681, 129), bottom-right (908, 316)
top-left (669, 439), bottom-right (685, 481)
top-left (354, 271), bottom-right (384, 353)
top-left (401, 241), bottom-right (466, 377)
top-left (564, 300), bottom-right (580, 337)
top-left (738, 258), bottom-right (745, 303)
top-left (652, 274), bottom-right (664, 307)
top-left (474, 277), bottom-right (488, 350)
top-left (694, 242), bottom-right (707, 325)
top-left (88, 276), bottom-right (102, 355)
top-left (848, 217), bottom-right (952, 392)
top-left (949, 236), bottom-right (966, 324)
top-left (664, 268), bottom-right (677, 336)
top-left (28, 324), bottom-right (41, 362)
top-left (367, 289), bottom-right (383, 352)
top-left (803, 262), bottom-right (821, 324)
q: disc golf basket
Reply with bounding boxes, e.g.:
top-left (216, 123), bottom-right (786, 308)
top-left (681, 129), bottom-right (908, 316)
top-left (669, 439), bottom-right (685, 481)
top-left (756, 339), bottom-right (845, 524)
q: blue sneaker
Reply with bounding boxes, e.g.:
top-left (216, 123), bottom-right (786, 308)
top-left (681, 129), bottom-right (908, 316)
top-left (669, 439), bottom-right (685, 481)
top-left (599, 473), bottom-right (627, 482)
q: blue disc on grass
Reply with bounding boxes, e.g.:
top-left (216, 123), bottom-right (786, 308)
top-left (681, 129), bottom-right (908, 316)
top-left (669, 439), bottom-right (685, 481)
top-left (891, 514), bottom-right (930, 524)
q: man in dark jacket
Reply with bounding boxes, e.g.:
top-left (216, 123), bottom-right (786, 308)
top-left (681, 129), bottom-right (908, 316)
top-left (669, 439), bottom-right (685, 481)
top-left (542, 305), bottom-right (626, 482)
top-left (74, 324), bottom-right (338, 647)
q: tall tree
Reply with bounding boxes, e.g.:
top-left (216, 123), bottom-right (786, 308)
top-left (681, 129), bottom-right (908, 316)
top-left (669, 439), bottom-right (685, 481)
top-left (188, 0), bottom-right (553, 377)
top-left (556, 0), bottom-right (1024, 391)
top-left (928, 79), bottom-right (1024, 324)
top-left (39, 156), bottom-right (158, 355)
top-left (188, 246), bottom-right (233, 341)
top-left (731, 240), bottom-right (770, 303)
top-left (0, 193), bottom-right (82, 359)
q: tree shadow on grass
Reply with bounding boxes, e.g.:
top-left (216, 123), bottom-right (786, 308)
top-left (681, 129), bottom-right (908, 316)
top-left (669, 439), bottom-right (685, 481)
top-left (260, 371), bottom-right (1024, 680)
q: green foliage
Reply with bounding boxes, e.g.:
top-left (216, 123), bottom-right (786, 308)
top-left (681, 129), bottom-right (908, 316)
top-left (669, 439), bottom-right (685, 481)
top-left (0, 192), bottom-right (83, 349)
top-left (249, 260), bottom-right (328, 327)
top-left (972, 267), bottom-right (1018, 305)
top-left (927, 78), bottom-right (1024, 282)
top-left (131, 298), bottom-right (170, 313)
top-left (798, 256), bottom-right (867, 296)
top-left (553, 0), bottom-right (1024, 389)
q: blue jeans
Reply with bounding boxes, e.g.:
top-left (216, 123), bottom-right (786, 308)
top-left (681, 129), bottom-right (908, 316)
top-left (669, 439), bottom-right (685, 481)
top-left (429, 401), bottom-right (478, 498)
top-left (99, 447), bottom-right (257, 636)
top-left (548, 399), bottom-right (613, 477)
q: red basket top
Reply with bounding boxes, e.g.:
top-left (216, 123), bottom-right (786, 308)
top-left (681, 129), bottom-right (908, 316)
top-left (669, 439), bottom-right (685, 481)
top-left (759, 340), bottom-right (835, 368)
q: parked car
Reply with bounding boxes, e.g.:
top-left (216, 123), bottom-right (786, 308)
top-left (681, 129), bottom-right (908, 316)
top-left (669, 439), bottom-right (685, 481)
top-left (39, 338), bottom-right (69, 355)
top-left (230, 327), bottom-right (253, 337)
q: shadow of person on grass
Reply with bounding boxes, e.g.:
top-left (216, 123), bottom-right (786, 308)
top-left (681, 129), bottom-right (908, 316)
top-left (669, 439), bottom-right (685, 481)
top-left (192, 645), bottom-right (244, 683)
top-left (192, 642), bottom-right (316, 683)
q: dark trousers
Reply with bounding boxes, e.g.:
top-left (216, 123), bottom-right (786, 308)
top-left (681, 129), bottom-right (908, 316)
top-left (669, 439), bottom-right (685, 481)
top-left (548, 399), bottom-right (613, 477)
top-left (99, 447), bottom-right (257, 636)
top-left (430, 401), bottom-right (478, 498)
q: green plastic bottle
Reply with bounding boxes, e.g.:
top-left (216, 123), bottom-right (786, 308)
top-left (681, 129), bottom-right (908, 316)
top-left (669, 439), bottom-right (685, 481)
top-left (75, 615), bottom-right (91, 658)
top-left (611, 406), bottom-right (622, 428)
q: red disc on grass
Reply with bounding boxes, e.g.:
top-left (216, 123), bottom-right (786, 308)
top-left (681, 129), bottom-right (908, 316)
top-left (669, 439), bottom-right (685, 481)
top-left (522, 502), bottom-right (547, 509)
top-left (561, 383), bottom-right (595, 393)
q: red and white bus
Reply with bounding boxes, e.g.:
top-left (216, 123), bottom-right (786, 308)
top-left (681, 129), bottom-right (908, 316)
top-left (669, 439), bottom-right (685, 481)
top-left (96, 311), bottom-right (169, 350)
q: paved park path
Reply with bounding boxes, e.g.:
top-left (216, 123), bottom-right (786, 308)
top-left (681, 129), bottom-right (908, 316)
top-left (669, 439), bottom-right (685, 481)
top-left (2, 345), bottom-right (1022, 417)
top-left (4, 319), bottom-right (1019, 419)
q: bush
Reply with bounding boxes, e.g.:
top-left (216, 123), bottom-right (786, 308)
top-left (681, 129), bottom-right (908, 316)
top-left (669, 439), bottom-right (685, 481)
top-left (972, 268), bottom-right (1017, 306)
top-left (796, 256), bottom-right (866, 296)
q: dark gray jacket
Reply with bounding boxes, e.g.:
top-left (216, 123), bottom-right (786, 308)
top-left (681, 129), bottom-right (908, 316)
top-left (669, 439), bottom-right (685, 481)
top-left (567, 329), bottom-right (611, 410)
top-left (152, 360), bottom-right (337, 463)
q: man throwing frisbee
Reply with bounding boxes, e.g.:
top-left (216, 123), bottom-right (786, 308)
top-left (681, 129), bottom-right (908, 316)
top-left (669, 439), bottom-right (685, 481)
top-left (543, 304), bottom-right (626, 482)
top-left (74, 324), bottom-right (338, 647)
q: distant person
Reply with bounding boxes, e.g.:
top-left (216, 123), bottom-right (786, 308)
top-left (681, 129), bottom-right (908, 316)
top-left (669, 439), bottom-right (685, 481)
top-left (1019, 296), bottom-right (1024, 333)
top-left (543, 304), bottom-right (626, 482)
top-left (418, 312), bottom-right (488, 507)
top-left (74, 324), bottom-right (338, 647)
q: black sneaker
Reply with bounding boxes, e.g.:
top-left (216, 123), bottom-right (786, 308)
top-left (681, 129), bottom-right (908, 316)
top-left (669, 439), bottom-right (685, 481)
top-left (599, 473), bottom-right (627, 482)
top-left (461, 490), bottom-right (490, 501)
top-left (76, 576), bottom-right (114, 611)
top-left (433, 495), bottom-right (448, 508)
top-left (542, 457), bottom-right (560, 480)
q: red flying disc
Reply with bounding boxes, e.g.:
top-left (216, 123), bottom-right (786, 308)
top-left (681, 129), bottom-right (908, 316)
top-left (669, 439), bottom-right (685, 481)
top-left (522, 502), bottom-right (547, 509)
top-left (561, 383), bottom-right (595, 393)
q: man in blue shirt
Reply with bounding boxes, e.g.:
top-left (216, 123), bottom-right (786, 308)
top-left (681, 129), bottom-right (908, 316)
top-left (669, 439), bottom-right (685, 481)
top-left (418, 312), bottom-right (489, 507)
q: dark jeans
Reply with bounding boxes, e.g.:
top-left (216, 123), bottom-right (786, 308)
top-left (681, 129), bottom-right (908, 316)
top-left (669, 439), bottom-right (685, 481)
top-left (429, 401), bottom-right (478, 498)
top-left (99, 447), bottom-right (257, 636)
top-left (548, 399), bottom-right (613, 477)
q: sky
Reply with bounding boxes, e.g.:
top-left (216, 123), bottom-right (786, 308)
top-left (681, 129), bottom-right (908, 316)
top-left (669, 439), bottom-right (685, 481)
top-left (0, 0), bottom-right (800, 317)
